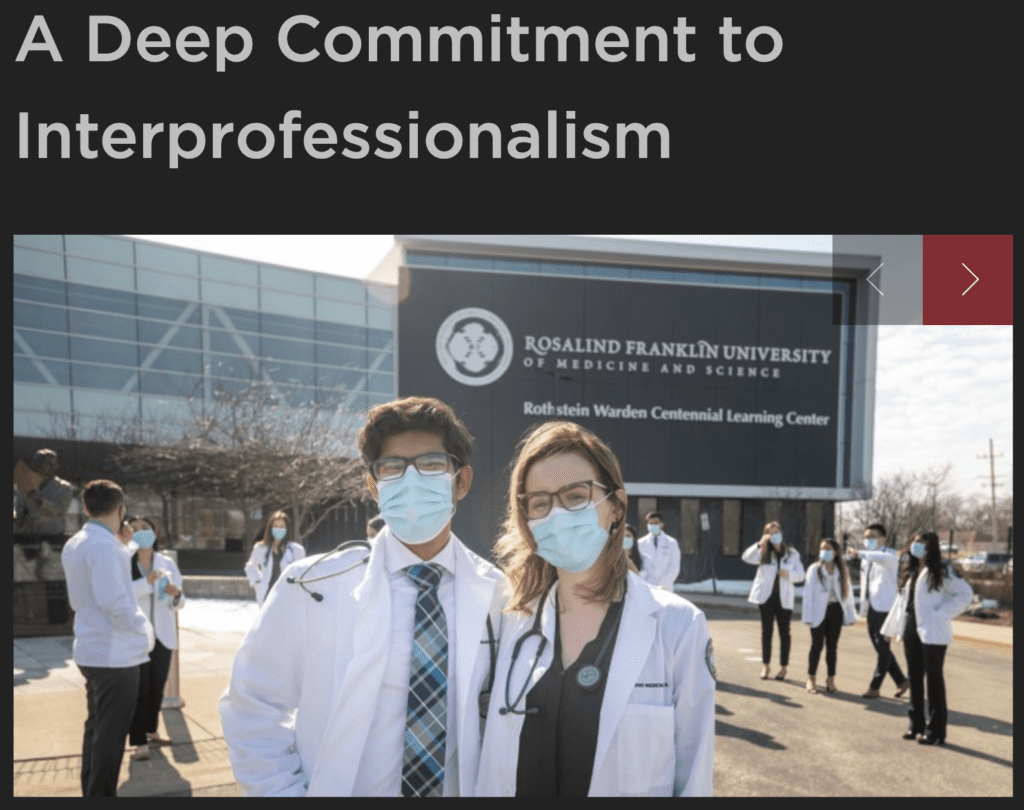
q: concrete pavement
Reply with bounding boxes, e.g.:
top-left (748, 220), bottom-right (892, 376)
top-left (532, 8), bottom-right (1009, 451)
top-left (13, 592), bottom-right (1013, 797)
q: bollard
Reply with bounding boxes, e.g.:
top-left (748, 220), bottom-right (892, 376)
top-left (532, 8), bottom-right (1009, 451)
top-left (161, 549), bottom-right (184, 709)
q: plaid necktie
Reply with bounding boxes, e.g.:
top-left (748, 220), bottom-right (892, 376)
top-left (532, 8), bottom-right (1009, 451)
top-left (402, 563), bottom-right (448, 797)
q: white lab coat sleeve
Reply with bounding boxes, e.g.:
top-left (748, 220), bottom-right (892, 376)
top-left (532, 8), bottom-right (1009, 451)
top-left (801, 565), bottom-right (818, 625)
top-left (841, 582), bottom-right (858, 626)
top-left (880, 592), bottom-right (906, 641)
top-left (672, 610), bottom-right (715, 796)
top-left (935, 569), bottom-right (973, 622)
top-left (244, 546), bottom-right (262, 588)
top-left (219, 581), bottom-right (308, 796)
top-left (665, 538), bottom-right (681, 590)
top-left (741, 543), bottom-right (763, 565)
top-left (166, 556), bottom-right (186, 611)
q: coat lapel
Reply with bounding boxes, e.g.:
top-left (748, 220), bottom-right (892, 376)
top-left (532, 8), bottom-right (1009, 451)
top-left (450, 534), bottom-right (498, 787)
top-left (590, 572), bottom-right (658, 787)
top-left (307, 535), bottom-right (391, 796)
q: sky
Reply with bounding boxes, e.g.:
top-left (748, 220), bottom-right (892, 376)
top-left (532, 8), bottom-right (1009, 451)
top-left (126, 234), bottom-right (1013, 502)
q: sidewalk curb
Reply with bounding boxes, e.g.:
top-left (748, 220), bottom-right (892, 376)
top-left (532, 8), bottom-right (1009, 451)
top-left (682, 594), bottom-right (1013, 653)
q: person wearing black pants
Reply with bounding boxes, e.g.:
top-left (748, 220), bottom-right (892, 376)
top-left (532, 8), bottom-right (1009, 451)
top-left (80, 664), bottom-right (141, 795)
top-left (807, 602), bottom-right (844, 690)
top-left (60, 480), bottom-right (154, 796)
top-left (882, 531), bottom-right (973, 745)
top-left (128, 640), bottom-right (174, 751)
top-left (127, 515), bottom-right (186, 760)
top-left (759, 581), bottom-right (791, 677)
top-left (802, 538), bottom-right (857, 694)
top-left (742, 521), bottom-right (804, 681)
top-left (847, 523), bottom-right (909, 699)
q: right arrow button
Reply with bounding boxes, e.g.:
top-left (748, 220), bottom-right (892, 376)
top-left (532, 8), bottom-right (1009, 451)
top-left (962, 263), bottom-right (979, 296)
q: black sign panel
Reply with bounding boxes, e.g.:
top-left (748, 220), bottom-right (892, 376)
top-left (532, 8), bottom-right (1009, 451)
top-left (399, 266), bottom-right (844, 554)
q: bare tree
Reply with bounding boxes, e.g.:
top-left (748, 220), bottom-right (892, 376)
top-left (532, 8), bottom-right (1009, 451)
top-left (44, 379), bottom-right (371, 548)
top-left (838, 463), bottom-right (956, 549)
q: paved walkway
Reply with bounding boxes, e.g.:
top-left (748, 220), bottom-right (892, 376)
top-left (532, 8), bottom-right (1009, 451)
top-left (13, 594), bottom-right (1012, 797)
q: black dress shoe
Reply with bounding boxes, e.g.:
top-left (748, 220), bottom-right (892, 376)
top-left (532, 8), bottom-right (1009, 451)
top-left (917, 735), bottom-right (945, 746)
top-left (902, 731), bottom-right (920, 740)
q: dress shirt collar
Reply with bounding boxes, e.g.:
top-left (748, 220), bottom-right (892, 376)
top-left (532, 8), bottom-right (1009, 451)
top-left (383, 525), bottom-right (456, 579)
top-left (86, 519), bottom-right (113, 535)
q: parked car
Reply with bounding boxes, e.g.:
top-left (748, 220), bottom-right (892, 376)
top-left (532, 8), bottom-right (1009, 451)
top-left (958, 552), bottom-right (1012, 576)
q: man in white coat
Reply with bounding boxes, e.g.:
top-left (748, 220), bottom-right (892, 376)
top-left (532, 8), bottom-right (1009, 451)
top-left (219, 397), bottom-right (504, 796)
top-left (637, 512), bottom-right (681, 591)
top-left (846, 523), bottom-right (909, 698)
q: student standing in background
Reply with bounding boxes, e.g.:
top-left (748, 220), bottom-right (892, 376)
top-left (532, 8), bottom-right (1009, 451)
top-left (637, 512), bottom-right (680, 591)
top-left (742, 522), bottom-right (804, 682)
top-left (802, 538), bottom-right (857, 694)
top-left (846, 523), bottom-right (909, 698)
top-left (61, 480), bottom-right (154, 796)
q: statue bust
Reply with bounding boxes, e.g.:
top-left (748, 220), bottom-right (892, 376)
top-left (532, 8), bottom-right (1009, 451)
top-left (14, 448), bottom-right (75, 539)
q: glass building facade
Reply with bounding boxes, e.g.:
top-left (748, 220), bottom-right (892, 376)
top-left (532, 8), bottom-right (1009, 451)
top-left (13, 235), bottom-right (397, 442)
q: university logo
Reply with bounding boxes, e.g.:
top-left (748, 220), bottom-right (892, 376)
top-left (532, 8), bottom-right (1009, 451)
top-left (435, 307), bottom-right (513, 386)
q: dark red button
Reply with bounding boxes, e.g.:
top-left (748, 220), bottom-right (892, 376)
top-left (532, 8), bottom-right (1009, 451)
top-left (923, 235), bottom-right (1013, 325)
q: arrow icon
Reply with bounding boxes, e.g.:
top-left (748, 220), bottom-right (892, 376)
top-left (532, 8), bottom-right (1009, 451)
top-left (962, 263), bottom-right (979, 296)
top-left (867, 263), bottom-right (884, 295)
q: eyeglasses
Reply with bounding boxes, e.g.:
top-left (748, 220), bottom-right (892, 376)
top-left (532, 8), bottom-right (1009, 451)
top-left (370, 452), bottom-right (458, 482)
top-left (518, 480), bottom-right (609, 520)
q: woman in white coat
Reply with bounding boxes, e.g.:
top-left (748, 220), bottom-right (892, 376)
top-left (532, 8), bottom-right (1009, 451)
top-left (127, 516), bottom-right (185, 760)
top-left (801, 538), bottom-right (857, 694)
top-left (479, 422), bottom-right (715, 797)
top-left (881, 531), bottom-right (973, 746)
top-left (742, 522), bottom-right (804, 681)
top-left (244, 510), bottom-right (305, 606)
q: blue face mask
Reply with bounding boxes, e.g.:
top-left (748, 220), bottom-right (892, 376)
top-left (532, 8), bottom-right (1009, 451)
top-left (864, 538), bottom-right (878, 551)
top-left (271, 527), bottom-right (287, 541)
top-left (770, 532), bottom-right (783, 546)
top-left (377, 468), bottom-right (455, 545)
top-left (530, 497), bottom-right (612, 573)
top-left (132, 529), bottom-right (156, 549)
top-left (910, 542), bottom-right (926, 559)
top-left (623, 535), bottom-right (634, 550)
top-left (819, 549), bottom-right (834, 563)
top-left (648, 523), bottom-right (661, 537)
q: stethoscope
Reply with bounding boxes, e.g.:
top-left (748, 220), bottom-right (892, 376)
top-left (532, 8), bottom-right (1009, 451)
top-left (499, 578), bottom-right (623, 716)
top-left (286, 540), bottom-right (371, 602)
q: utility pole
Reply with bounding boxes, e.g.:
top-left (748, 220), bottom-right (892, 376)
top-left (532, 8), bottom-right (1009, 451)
top-left (977, 438), bottom-right (1004, 552)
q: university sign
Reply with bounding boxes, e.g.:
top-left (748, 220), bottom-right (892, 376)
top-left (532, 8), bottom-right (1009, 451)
top-left (402, 265), bottom-right (849, 543)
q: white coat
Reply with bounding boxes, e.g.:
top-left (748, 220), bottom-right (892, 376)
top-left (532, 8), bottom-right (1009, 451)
top-left (742, 543), bottom-right (805, 609)
top-left (219, 527), bottom-right (505, 796)
top-left (131, 551), bottom-right (185, 650)
top-left (856, 547), bottom-right (900, 615)
top-left (801, 562), bottom-right (857, 628)
top-left (880, 564), bottom-right (973, 646)
top-left (476, 571), bottom-right (715, 797)
top-left (244, 541), bottom-right (306, 605)
top-left (637, 531), bottom-right (681, 590)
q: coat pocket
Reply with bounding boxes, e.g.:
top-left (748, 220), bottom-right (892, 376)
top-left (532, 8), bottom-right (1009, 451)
top-left (616, 703), bottom-right (675, 796)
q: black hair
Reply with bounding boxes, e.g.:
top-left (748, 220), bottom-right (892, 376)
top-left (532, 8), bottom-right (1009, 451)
top-left (359, 396), bottom-right (474, 472)
top-left (866, 523), bottom-right (887, 537)
top-left (645, 511), bottom-right (663, 523)
top-left (816, 537), bottom-right (850, 599)
top-left (898, 530), bottom-right (945, 591)
top-left (82, 479), bottom-right (124, 517)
